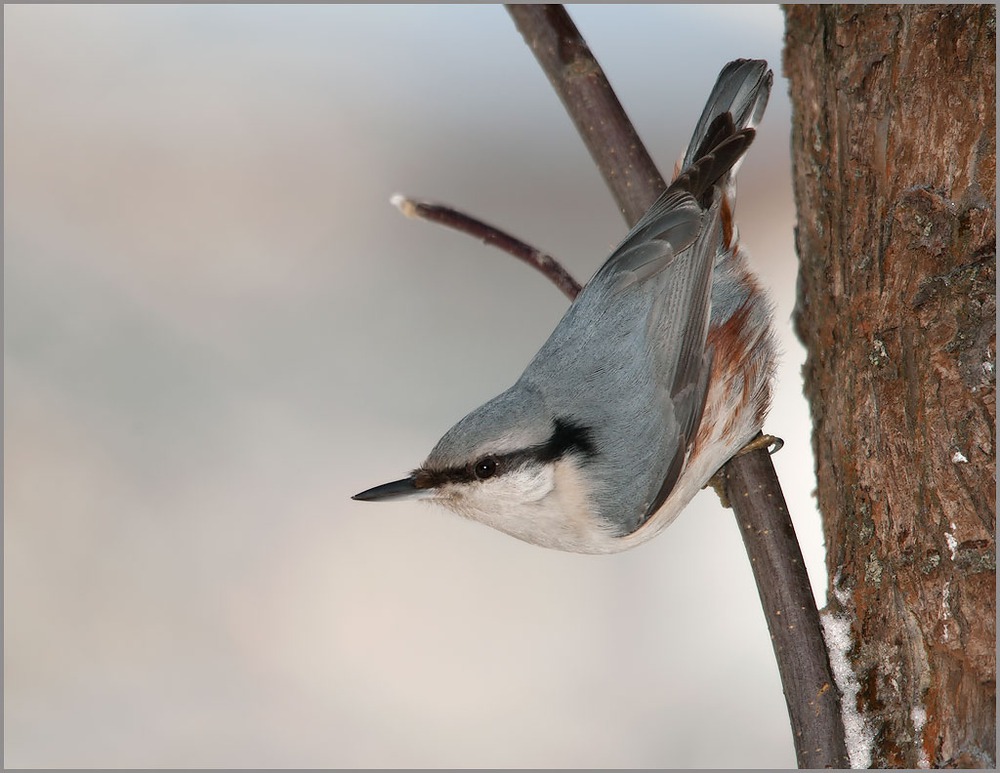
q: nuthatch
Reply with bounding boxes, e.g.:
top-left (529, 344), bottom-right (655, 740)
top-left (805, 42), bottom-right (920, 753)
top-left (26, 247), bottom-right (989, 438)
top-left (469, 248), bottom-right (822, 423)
top-left (354, 59), bottom-right (777, 554)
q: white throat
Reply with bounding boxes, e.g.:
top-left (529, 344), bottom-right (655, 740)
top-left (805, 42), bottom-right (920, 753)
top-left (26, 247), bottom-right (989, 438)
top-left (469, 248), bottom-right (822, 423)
top-left (430, 456), bottom-right (618, 553)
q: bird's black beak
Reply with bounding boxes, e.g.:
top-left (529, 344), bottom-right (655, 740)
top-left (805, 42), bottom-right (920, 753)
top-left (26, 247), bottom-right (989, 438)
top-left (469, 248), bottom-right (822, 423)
top-left (352, 476), bottom-right (422, 502)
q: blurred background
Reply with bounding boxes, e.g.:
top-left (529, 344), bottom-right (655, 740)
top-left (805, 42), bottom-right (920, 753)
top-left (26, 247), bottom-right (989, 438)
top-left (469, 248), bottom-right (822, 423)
top-left (5, 5), bottom-right (824, 768)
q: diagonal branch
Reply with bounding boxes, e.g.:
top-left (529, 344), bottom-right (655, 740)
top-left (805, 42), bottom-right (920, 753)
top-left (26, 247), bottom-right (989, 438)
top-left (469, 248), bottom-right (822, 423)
top-left (391, 194), bottom-right (581, 300)
top-left (506, 4), bottom-right (848, 768)
top-left (504, 5), bottom-right (666, 225)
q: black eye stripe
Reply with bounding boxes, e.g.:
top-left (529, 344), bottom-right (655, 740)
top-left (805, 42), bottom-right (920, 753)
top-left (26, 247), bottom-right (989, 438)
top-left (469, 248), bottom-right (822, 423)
top-left (414, 451), bottom-right (522, 488)
top-left (539, 419), bottom-right (596, 462)
top-left (414, 419), bottom-right (595, 488)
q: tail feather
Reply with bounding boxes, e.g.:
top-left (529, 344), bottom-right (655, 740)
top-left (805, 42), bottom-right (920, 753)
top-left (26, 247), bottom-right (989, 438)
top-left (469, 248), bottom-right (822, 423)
top-left (674, 59), bottom-right (772, 258)
top-left (673, 117), bottom-right (755, 208)
top-left (681, 59), bottom-right (772, 171)
top-left (602, 119), bottom-right (754, 286)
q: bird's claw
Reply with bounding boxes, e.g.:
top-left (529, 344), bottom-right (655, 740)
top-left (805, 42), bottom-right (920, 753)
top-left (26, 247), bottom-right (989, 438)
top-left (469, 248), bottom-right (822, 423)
top-left (704, 434), bottom-right (784, 508)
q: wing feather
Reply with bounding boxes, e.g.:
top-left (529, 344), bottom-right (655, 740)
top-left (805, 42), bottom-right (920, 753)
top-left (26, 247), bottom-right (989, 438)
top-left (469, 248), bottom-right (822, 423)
top-left (592, 126), bottom-right (754, 293)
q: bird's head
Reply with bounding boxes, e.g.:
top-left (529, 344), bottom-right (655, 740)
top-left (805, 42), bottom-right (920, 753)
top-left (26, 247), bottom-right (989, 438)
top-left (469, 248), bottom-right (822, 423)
top-left (353, 385), bottom-right (616, 552)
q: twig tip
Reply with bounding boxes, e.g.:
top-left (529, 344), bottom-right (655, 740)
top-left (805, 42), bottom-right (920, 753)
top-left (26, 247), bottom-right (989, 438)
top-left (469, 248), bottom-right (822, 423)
top-left (390, 193), bottom-right (418, 218)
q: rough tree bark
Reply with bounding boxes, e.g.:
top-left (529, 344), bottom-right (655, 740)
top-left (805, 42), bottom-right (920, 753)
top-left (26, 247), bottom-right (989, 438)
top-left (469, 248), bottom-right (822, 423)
top-left (784, 5), bottom-right (996, 768)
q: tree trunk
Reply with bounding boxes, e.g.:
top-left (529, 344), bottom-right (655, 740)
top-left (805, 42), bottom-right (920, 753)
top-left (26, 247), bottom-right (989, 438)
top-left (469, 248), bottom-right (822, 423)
top-left (784, 4), bottom-right (995, 768)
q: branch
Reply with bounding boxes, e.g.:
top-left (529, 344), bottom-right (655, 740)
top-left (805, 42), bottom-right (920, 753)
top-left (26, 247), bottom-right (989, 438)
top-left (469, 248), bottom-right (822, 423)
top-left (720, 444), bottom-right (849, 768)
top-left (505, 4), bottom-right (665, 225)
top-left (391, 194), bottom-right (581, 300)
top-left (507, 4), bottom-right (848, 768)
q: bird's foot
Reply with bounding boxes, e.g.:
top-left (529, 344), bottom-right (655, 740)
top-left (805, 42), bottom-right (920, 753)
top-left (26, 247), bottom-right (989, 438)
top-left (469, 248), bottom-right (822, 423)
top-left (704, 434), bottom-right (784, 508)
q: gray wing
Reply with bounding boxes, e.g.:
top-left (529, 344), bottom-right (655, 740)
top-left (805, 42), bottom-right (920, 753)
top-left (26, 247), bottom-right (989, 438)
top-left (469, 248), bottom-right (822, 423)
top-left (521, 119), bottom-right (754, 532)
top-left (586, 126), bottom-right (752, 522)
top-left (641, 203), bottom-right (721, 518)
top-left (590, 125), bottom-right (754, 293)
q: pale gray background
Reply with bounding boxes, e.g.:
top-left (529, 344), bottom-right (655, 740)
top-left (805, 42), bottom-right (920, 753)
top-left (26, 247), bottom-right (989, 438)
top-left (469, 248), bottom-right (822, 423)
top-left (5, 4), bottom-right (826, 768)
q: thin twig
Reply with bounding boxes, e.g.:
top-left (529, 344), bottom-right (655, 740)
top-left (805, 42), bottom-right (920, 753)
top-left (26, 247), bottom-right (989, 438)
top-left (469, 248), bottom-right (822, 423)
top-left (506, 4), bottom-right (848, 768)
top-left (391, 194), bottom-right (581, 300)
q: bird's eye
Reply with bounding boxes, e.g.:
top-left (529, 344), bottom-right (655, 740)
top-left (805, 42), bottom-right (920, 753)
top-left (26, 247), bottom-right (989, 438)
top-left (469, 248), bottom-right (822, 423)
top-left (474, 456), bottom-right (498, 480)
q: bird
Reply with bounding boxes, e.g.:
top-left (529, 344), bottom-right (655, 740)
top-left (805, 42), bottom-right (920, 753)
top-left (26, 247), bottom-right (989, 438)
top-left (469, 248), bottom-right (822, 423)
top-left (353, 59), bottom-right (777, 554)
